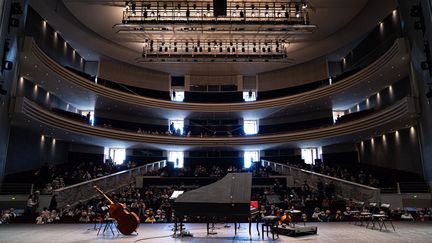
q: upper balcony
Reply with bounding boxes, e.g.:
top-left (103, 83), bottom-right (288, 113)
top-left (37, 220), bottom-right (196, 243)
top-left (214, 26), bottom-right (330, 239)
top-left (20, 37), bottom-right (409, 119)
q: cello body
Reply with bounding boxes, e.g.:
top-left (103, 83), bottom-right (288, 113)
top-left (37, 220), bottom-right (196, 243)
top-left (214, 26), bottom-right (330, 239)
top-left (94, 186), bottom-right (140, 235)
top-left (108, 203), bottom-right (140, 235)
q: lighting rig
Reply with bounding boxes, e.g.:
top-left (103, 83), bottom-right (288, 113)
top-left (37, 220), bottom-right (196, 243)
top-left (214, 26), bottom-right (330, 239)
top-left (113, 1), bottom-right (315, 62)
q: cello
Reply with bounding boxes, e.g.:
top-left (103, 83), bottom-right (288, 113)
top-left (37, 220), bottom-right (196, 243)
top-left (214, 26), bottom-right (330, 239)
top-left (93, 186), bottom-right (140, 235)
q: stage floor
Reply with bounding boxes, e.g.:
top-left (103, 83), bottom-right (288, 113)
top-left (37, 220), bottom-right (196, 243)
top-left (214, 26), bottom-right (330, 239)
top-left (0, 222), bottom-right (431, 243)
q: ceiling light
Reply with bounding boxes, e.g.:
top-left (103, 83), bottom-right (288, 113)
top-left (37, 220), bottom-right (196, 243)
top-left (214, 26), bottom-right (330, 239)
top-left (265, 12), bottom-right (269, 17)
top-left (251, 12), bottom-right (255, 17)
top-left (302, 4), bottom-right (308, 9)
top-left (296, 13), bottom-right (300, 18)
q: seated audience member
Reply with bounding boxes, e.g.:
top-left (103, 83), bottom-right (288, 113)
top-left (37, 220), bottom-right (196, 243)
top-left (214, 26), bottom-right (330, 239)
top-left (334, 210), bottom-right (344, 221)
top-left (311, 207), bottom-right (321, 221)
top-left (401, 211), bottom-right (414, 221)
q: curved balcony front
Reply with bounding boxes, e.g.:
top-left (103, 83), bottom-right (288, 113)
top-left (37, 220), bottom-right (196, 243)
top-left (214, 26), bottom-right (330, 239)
top-left (23, 37), bottom-right (408, 113)
top-left (12, 96), bottom-right (417, 149)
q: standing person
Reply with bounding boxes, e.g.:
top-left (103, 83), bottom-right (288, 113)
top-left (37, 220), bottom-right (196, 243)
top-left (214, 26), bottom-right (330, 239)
top-left (169, 122), bottom-right (175, 134)
top-left (49, 195), bottom-right (58, 211)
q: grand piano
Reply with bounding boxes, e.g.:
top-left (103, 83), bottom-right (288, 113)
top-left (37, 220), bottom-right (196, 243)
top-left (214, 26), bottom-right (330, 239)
top-left (174, 172), bottom-right (257, 235)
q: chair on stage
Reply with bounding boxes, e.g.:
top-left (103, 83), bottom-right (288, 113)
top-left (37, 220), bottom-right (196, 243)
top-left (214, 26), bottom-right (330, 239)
top-left (368, 203), bottom-right (396, 231)
top-left (97, 218), bottom-right (119, 236)
top-left (357, 202), bottom-right (376, 226)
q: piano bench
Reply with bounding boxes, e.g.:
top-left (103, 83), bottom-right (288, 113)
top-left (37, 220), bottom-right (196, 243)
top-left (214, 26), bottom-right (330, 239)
top-left (261, 222), bottom-right (278, 240)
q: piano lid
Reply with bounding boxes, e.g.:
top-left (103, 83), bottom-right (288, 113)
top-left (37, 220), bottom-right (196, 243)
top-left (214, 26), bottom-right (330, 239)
top-left (175, 173), bottom-right (252, 204)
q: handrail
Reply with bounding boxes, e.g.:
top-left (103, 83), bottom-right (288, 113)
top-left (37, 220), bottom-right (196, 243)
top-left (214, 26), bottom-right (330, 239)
top-left (26, 37), bottom-right (407, 111)
top-left (53, 160), bottom-right (166, 208)
top-left (261, 160), bottom-right (381, 202)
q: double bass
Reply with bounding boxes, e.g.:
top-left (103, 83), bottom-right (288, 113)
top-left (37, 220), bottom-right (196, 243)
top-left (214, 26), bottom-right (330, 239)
top-left (93, 186), bottom-right (140, 235)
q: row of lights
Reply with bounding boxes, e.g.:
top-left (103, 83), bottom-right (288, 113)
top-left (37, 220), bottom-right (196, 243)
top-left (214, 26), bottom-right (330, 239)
top-left (42, 20), bottom-right (84, 65)
top-left (124, 1), bottom-right (308, 19)
top-left (143, 40), bottom-right (286, 54)
top-left (347, 85), bottom-right (393, 114)
top-left (359, 126), bottom-right (416, 148)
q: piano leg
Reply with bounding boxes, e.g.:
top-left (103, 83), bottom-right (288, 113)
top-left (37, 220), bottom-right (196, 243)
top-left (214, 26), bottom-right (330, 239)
top-left (206, 222), bottom-right (209, 235)
top-left (235, 222), bottom-right (237, 235)
top-left (256, 219), bottom-right (260, 236)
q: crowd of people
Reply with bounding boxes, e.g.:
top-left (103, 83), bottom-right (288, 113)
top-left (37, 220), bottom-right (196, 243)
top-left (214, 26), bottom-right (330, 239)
top-left (20, 181), bottom-right (432, 225)
top-left (30, 160), bottom-right (124, 194)
top-left (2, 159), bottom-right (429, 225)
top-left (282, 161), bottom-right (381, 187)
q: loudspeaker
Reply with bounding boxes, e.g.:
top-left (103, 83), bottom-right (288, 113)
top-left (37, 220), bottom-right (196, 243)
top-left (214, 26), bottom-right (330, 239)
top-left (213, 0), bottom-right (227, 17)
top-left (11, 2), bottom-right (23, 15)
top-left (410, 5), bottom-right (422, 17)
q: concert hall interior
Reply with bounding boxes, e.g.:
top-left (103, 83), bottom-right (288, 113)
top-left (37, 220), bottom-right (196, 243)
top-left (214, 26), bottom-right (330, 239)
top-left (0, 0), bottom-right (432, 242)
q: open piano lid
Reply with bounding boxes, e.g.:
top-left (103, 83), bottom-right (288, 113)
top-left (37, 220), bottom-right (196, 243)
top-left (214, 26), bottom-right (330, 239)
top-left (174, 173), bottom-right (252, 217)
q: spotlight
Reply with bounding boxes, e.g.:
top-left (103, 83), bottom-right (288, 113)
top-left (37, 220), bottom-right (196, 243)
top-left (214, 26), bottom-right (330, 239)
top-left (0, 86), bottom-right (7, 95)
top-left (421, 60), bottom-right (431, 70)
top-left (3, 61), bottom-right (13, 70)
top-left (296, 12), bottom-right (300, 18)
top-left (302, 3), bottom-right (308, 9)
top-left (265, 12), bottom-right (269, 17)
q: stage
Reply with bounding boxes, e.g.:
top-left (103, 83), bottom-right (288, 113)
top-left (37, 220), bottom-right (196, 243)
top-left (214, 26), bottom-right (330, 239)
top-left (0, 222), bottom-right (431, 242)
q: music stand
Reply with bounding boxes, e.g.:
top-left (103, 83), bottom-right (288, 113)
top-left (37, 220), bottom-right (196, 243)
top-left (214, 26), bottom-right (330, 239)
top-left (170, 190), bottom-right (184, 200)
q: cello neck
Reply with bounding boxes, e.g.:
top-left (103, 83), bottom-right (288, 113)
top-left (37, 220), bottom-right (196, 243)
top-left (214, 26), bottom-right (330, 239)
top-left (93, 186), bottom-right (115, 205)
